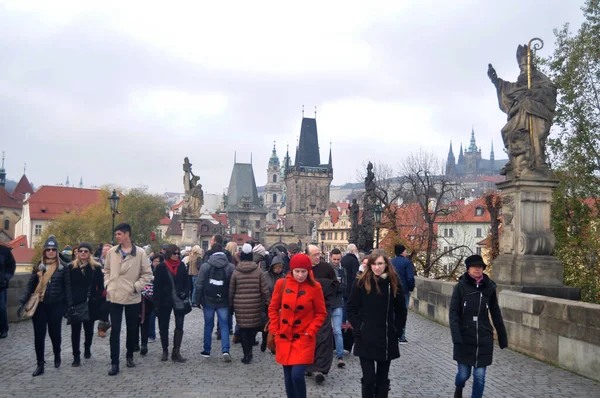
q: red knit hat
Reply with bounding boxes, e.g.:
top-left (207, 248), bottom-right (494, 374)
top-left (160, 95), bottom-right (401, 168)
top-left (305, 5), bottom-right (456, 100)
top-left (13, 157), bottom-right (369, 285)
top-left (290, 253), bottom-right (312, 271)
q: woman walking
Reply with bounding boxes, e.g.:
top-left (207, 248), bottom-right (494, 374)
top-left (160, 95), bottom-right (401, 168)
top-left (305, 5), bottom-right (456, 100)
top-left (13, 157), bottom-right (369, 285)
top-left (17, 235), bottom-right (72, 376)
top-left (140, 254), bottom-right (162, 355)
top-left (69, 242), bottom-right (104, 366)
top-left (229, 243), bottom-right (271, 364)
top-left (346, 253), bottom-right (407, 398)
top-left (260, 254), bottom-right (285, 352)
top-left (187, 246), bottom-right (203, 306)
top-left (268, 253), bottom-right (327, 398)
top-left (449, 255), bottom-right (507, 398)
top-left (153, 244), bottom-right (190, 362)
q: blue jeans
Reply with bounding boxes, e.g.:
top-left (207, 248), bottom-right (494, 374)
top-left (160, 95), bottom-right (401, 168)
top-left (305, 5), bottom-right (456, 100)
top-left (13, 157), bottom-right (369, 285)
top-left (203, 305), bottom-right (230, 353)
top-left (191, 276), bottom-right (198, 305)
top-left (283, 364), bottom-right (307, 398)
top-left (455, 363), bottom-right (486, 398)
top-left (401, 292), bottom-right (410, 340)
top-left (0, 289), bottom-right (8, 333)
top-left (148, 311), bottom-right (156, 339)
top-left (331, 306), bottom-right (344, 359)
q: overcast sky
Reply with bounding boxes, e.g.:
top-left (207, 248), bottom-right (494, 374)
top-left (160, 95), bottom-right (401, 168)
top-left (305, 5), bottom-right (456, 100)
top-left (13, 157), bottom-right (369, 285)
top-left (0, 1), bottom-right (585, 195)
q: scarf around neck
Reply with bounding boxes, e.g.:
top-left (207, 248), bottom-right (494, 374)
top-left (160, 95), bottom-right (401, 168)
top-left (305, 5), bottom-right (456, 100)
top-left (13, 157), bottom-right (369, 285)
top-left (37, 261), bottom-right (58, 300)
top-left (165, 259), bottom-right (180, 276)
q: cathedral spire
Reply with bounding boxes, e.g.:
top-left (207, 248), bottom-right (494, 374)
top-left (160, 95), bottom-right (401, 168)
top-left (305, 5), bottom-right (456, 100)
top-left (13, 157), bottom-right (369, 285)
top-left (490, 141), bottom-right (495, 162)
top-left (328, 140), bottom-right (332, 168)
top-left (0, 151), bottom-right (6, 187)
top-left (458, 143), bottom-right (464, 165)
top-left (468, 126), bottom-right (478, 152)
top-left (445, 141), bottom-right (456, 176)
top-left (79, 177), bottom-right (83, 188)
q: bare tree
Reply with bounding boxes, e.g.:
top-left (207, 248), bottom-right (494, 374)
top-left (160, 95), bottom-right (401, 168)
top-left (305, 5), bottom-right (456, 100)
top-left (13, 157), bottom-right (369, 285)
top-left (401, 150), bottom-right (458, 277)
top-left (484, 192), bottom-right (502, 261)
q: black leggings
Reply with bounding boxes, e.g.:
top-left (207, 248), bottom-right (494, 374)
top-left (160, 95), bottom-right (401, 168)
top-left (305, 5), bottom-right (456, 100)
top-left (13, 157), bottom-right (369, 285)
top-left (71, 318), bottom-right (94, 356)
top-left (32, 302), bottom-right (66, 363)
top-left (359, 357), bottom-right (391, 387)
top-left (140, 299), bottom-right (154, 346)
top-left (157, 307), bottom-right (184, 349)
top-left (239, 327), bottom-right (258, 357)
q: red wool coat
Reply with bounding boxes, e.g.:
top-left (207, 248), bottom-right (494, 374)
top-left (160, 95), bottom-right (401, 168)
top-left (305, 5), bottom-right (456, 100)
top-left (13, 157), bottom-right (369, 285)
top-left (268, 273), bottom-right (327, 366)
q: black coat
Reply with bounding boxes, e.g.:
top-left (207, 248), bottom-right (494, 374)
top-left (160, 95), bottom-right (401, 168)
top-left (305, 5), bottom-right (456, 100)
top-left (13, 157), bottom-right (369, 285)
top-left (449, 272), bottom-right (508, 367)
top-left (153, 262), bottom-right (190, 311)
top-left (341, 253), bottom-right (360, 298)
top-left (20, 262), bottom-right (72, 307)
top-left (346, 275), bottom-right (407, 362)
top-left (0, 246), bottom-right (16, 290)
top-left (69, 264), bottom-right (104, 320)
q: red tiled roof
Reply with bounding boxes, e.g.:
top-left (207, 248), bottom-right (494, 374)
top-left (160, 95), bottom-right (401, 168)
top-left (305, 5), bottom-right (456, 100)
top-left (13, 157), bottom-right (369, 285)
top-left (12, 174), bottom-right (34, 202)
top-left (12, 247), bottom-right (35, 264)
top-left (159, 216), bottom-right (171, 225)
top-left (212, 213), bottom-right (228, 228)
top-left (437, 197), bottom-right (492, 223)
top-left (171, 201), bottom-right (183, 210)
top-left (166, 215), bottom-right (182, 235)
top-left (27, 186), bottom-right (102, 220)
top-left (0, 186), bottom-right (20, 209)
top-left (8, 235), bottom-right (28, 249)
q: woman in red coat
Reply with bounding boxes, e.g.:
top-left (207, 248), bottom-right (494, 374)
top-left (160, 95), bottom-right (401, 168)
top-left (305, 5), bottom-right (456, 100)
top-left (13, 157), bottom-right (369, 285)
top-left (268, 253), bottom-right (327, 398)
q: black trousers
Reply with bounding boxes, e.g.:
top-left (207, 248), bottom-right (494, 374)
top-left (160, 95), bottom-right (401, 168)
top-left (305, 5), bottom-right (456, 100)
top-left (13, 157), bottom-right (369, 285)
top-left (140, 299), bottom-right (154, 346)
top-left (239, 327), bottom-right (258, 357)
top-left (109, 302), bottom-right (141, 364)
top-left (32, 302), bottom-right (66, 363)
top-left (71, 318), bottom-right (94, 357)
top-left (157, 306), bottom-right (184, 349)
top-left (359, 357), bottom-right (391, 386)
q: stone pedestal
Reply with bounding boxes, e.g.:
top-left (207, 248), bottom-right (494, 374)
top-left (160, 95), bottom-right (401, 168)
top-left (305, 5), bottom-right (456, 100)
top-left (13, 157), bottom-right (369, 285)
top-left (179, 217), bottom-right (200, 246)
top-left (493, 177), bottom-right (581, 300)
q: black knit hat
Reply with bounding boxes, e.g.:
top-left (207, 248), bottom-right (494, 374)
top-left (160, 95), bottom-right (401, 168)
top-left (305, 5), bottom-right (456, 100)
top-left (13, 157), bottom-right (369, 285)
top-left (464, 255), bottom-right (487, 270)
top-left (44, 235), bottom-right (59, 251)
top-left (78, 242), bottom-right (94, 253)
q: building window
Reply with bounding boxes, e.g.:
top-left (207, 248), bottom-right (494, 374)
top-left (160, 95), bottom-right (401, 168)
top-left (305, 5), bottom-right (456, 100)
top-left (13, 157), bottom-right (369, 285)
top-left (449, 228), bottom-right (454, 237)
top-left (201, 224), bottom-right (209, 232)
top-left (334, 232), bottom-right (338, 240)
top-left (241, 220), bottom-right (247, 227)
top-left (273, 193), bottom-right (277, 203)
top-left (341, 221), bottom-right (346, 227)
top-left (34, 224), bottom-right (42, 235)
top-left (327, 232), bottom-right (332, 240)
top-left (444, 228), bottom-right (448, 237)
top-left (202, 240), bottom-right (209, 251)
top-left (476, 228), bottom-right (482, 237)
top-left (475, 207), bottom-right (484, 216)
top-left (476, 247), bottom-right (482, 255)
top-left (272, 174), bottom-right (277, 183)
top-left (272, 213), bottom-right (277, 220)
top-left (157, 229), bottom-right (163, 239)
top-left (3, 219), bottom-right (8, 231)
top-left (254, 232), bottom-right (260, 241)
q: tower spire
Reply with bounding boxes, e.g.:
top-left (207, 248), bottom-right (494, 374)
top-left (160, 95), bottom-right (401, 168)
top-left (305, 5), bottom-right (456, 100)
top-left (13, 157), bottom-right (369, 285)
top-left (490, 141), bottom-right (495, 162)
top-left (302, 105), bottom-right (304, 118)
top-left (328, 140), bottom-right (332, 168)
top-left (314, 105), bottom-right (317, 119)
top-left (234, 151), bottom-right (237, 163)
top-left (468, 126), bottom-right (477, 152)
top-left (0, 151), bottom-right (6, 188)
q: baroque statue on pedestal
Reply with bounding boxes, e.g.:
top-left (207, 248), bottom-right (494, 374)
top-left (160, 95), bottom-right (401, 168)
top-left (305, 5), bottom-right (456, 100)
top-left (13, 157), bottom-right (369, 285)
top-left (182, 157), bottom-right (204, 218)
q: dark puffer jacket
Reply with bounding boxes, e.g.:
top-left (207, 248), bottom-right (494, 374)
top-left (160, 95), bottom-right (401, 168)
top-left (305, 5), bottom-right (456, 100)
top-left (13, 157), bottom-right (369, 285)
top-left (153, 262), bottom-right (190, 311)
top-left (20, 261), bottom-right (73, 307)
top-left (70, 264), bottom-right (104, 305)
top-left (229, 261), bottom-right (270, 328)
top-left (449, 272), bottom-right (508, 367)
top-left (263, 256), bottom-right (285, 297)
top-left (347, 275), bottom-right (406, 362)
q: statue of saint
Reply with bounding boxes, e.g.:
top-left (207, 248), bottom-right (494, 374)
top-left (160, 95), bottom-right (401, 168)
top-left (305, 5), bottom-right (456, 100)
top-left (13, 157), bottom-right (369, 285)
top-left (348, 198), bottom-right (359, 244)
top-left (182, 157), bottom-right (203, 218)
top-left (488, 44), bottom-right (557, 179)
top-left (311, 221), bottom-right (318, 243)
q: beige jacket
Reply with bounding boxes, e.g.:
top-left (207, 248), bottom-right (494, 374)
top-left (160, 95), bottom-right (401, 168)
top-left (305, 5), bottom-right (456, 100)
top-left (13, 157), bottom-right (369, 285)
top-left (104, 244), bottom-right (152, 305)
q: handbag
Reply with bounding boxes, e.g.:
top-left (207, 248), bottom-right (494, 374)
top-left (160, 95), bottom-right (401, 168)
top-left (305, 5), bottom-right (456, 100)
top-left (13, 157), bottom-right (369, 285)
top-left (23, 293), bottom-right (40, 318)
top-left (167, 269), bottom-right (191, 316)
top-left (71, 301), bottom-right (90, 323)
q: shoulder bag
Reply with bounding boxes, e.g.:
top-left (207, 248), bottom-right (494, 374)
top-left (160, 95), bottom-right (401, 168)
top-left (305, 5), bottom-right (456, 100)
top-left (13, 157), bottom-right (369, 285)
top-left (167, 269), bottom-right (192, 316)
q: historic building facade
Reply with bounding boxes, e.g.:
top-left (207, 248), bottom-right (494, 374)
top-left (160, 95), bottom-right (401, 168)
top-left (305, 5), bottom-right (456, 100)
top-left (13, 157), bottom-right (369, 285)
top-left (263, 143), bottom-right (284, 223)
top-left (225, 160), bottom-right (267, 242)
top-left (284, 117), bottom-right (333, 243)
top-left (446, 128), bottom-right (507, 178)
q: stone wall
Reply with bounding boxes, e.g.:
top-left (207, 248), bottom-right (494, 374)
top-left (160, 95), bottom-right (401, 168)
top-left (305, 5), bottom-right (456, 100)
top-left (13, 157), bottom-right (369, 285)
top-left (5, 273), bottom-right (30, 323)
top-left (410, 276), bottom-right (600, 382)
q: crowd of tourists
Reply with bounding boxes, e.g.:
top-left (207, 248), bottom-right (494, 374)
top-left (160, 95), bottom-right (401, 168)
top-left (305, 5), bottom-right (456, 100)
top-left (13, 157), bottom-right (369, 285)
top-left (1, 221), bottom-right (507, 398)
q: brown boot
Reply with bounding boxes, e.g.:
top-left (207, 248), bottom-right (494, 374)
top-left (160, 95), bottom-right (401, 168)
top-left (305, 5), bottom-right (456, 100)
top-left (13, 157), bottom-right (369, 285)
top-left (171, 329), bottom-right (187, 363)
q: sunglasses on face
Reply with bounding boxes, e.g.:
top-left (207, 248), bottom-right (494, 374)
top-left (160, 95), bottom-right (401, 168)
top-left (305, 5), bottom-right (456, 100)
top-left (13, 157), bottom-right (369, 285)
top-left (173, 252), bottom-right (181, 256)
top-left (79, 250), bottom-right (90, 254)
top-left (45, 248), bottom-right (57, 252)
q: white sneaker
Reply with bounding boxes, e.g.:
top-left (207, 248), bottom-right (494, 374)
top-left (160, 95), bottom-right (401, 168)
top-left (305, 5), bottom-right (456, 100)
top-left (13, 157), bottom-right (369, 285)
top-left (222, 352), bottom-right (232, 362)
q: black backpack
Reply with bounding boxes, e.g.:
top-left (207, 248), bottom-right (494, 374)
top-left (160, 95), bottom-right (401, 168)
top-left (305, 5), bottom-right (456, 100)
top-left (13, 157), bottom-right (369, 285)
top-left (204, 265), bottom-right (228, 299)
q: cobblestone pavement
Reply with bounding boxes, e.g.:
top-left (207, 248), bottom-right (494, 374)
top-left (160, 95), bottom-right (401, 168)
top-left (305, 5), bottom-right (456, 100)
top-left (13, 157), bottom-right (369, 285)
top-left (0, 310), bottom-right (598, 398)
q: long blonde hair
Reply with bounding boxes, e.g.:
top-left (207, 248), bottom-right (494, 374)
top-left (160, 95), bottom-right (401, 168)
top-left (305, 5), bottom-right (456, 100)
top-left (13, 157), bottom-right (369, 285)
top-left (188, 245), bottom-right (203, 267)
top-left (225, 241), bottom-right (238, 255)
top-left (71, 252), bottom-right (100, 270)
top-left (357, 253), bottom-right (399, 296)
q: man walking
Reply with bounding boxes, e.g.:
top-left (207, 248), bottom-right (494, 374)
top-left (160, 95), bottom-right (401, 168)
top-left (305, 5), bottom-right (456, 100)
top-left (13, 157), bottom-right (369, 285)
top-left (195, 236), bottom-right (235, 362)
top-left (104, 224), bottom-right (153, 375)
top-left (329, 248), bottom-right (347, 368)
top-left (97, 243), bottom-right (112, 338)
top-left (306, 244), bottom-right (338, 385)
top-left (341, 244), bottom-right (360, 308)
top-left (391, 244), bottom-right (415, 344)
top-left (282, 242), bottom-right (299, 274)
top-left (0, 244), bottom-right (16, 338)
